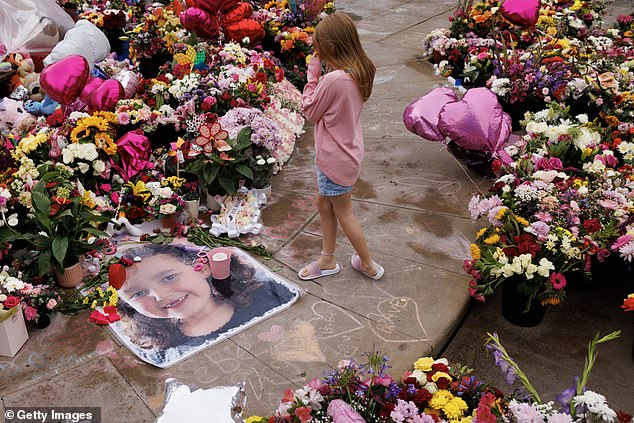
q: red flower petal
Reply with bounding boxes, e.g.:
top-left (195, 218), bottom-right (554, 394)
top-left (214, 130), bottom-right (229, 141)
top-left (107, 312), bottom-right (121, 323)
top-left (214, 139), bottom-right (232, 152)
top-left (219, 152), bottom-right (234, 161)
top-left (103, 305), bottom-right (118, 314)
top-left (209, 122), bottom-right (221, 136)
top-left (195, 136), bottom-right (210, 146)
top-left (88, 310), bottom-right (105, 322)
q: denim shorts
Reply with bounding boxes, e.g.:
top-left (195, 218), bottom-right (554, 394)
top-left (316, 166), bottom-right (353, 197)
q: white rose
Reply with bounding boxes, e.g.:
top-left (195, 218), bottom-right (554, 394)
top-left (78, 162), bottom-right (90, 174)
top-left (93, 160), bottom-right (106, 175)
top-left (0, 294), bottom-right (6, 302)
top-left (62, 146), bottom-right (75, 164)
top-left (7, 213), bottom-right (18, 227)
top-left (159, 203), bottom-right (177, 215)
top-left (159, 187), bottom-right (173, 198)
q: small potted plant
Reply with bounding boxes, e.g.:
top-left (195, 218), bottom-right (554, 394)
top-left (180, 179), bottom-right (201, 222)
top-left (249, 153), bottom-right (276, 200)
top-left (145, 177), bottom-right (186, 229)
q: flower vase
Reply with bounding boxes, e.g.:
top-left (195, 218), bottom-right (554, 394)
top-left (54, 261), bottom-right (84, 289)
top-left (252, 185), bottom-right (272, 201)
top-left (33, 313), bottom-right (51, 329)
top-left (161, 214), bottom-right (177, 229)
top-left (501, 280), bottom-right (546, 327)
top-left (184, 199), bottom-right (200, 222)
top-left (206, 193), bottom-right (222, 212)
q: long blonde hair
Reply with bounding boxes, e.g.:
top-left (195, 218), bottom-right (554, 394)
top-left (313, 13), bottom-right (375, 101)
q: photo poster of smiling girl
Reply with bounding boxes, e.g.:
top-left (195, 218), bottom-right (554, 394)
top-left (109, 240), bottom-right (302, 368)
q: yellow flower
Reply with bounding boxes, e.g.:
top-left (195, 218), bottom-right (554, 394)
top-left (90, 300), bottom-right (98, 309)
top-left (495, 207), bottom-right (508, 220)
top-left (470, 244), bottom-right (481, 260)
top-left (443, 396), bottom-right (468, 420)
top-left (514, 216), bottom-right (529, 227)
top-left (483, 234), bottom-right (500, 245)
top-left (94, 111), bottom-right (117, 124)
top-left (127, 181), bottom-right (151, 202)
top-left (96, 287), bottom-right (105, 298)
top-left (82, 191), bottom-right (97, 209)
top-left (414, 357), bottom-right (434, 372)
top-left (430, 390), bottom-right (453, 409)
top-left (476, 228), bottom-right (487, 239)
top-left (108, 290), bottom-right (119, 307)
top-left (246, 417), bottom-right (264, 423)
top-left (163, 176), bottom-right (186, 189)
top-left (82, 297), bottom-right (89, 305)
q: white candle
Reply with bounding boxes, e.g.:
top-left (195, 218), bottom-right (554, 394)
top-left (212, 252), bottom-right (228, 261)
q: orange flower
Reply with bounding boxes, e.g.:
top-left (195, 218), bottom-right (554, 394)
top-left (622, 294), bottom-right (634, 312)
top-left (605, 115), bottom-right (620, 127)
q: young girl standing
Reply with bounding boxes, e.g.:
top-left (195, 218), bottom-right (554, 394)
top-left (298, 13), bottom-right (384, 281)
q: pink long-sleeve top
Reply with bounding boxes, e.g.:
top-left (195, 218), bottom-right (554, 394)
top-left (301, 56), bottom-right (364, 186)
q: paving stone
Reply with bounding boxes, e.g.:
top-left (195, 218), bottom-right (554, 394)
top-left (2, 356), bottom-right (155, 423)
top-left (302, 200), bottom-right (478, 274)
top-left (0, 314), bottom-right (118, 397)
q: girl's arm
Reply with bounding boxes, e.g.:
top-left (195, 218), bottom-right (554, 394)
top-left (301, 55), bottom-right (336, 123)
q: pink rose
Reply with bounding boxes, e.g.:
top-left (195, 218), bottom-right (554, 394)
top-left (24, 305), bottom-right (38, 321)
top-left (3, 295), bottom-right (20, 309)
top-left (46, 298), bottom-right (58, 310)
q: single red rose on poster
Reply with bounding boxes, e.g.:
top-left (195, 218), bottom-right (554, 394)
top-left (3, 295), bottom-right (20, 309)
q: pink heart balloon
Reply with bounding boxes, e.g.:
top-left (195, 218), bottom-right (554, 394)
top-left (110, 129), bottom-right (152, 182)
top-left (87, 79), bottom-right (124, 112)
top-left (438, 87), bottom-right (511, 153)
top-left (403, 87), bottom-right (458, 141)
top-left (40, 55), bottom-right (89, 105)
top-left (500, 0), bottom-right (540, 28)
top-left (78, 77), bottom-right (104, 103)
top-left (302, 0), bottom-right (327, 20)
top-left (180, 8), bottom-right (220, 39)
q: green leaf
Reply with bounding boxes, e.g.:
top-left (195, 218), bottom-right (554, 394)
top-left (52, 236), bottom-right (69, 268)
top-left (218, 177), bottom-right (236, 195)
top-left (38, 250), bottom-right (52, 276)
top-left (82, 227), bottom-right (108, 237)
top-left (203, 165), bottom-right (220, 187)
top-left (236, 165), bottom-right (253, 180)
top-left (31, 185), bottom-right (51, 216)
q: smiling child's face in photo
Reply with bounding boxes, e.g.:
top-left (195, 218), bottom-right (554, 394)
top-left (119, 254), bottom-right (213, 320)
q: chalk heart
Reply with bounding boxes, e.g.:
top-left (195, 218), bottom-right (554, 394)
top-left (311, 301), bottom-right (364, 339)
top-left (257, 324), bottom-right (285, 343)
top-left (500, 0), bottom-right (540, 28)
top-left (367, 297), bottom-right (430, 343)
top-left (40, 55), bottom-right (89, 105)
top-left (87, 79), bottom-right (124, 112)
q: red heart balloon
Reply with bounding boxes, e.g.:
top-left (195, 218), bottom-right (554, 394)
top-left (224, 2), bottom-right (253, 23)
top-left (500, 0), bottom-right (540, 28)
top-left (196, 0), bottom-right (238, 14)
top-left (180, 8), bottom-right (221, 38)
top-left (87, 79), bottom-right (124, 112)
top-left (224, 19), bottom-right (264, 44)
top-left (79, 77), bottom-right (105, 103)
top-left (40, 55), bottom-right (89, 105)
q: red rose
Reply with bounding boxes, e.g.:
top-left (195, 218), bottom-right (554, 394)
top-left (403, 376), bottom-right (418, 386)
top-left (431, 362), bottom-right (449, 373)
top-left (582, 218), bottom-right (602, 233)
top-left (3, 295), bottom-right (20, 309)
top-left (108, 263), bottom-right (126, 290)
top-left (435, 376), bottom-right (450, 390)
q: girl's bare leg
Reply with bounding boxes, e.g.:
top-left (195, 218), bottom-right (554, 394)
top-left (300, 194), bottom-right (338, 277)
top-left (330, 192), bottom-right (377, 276)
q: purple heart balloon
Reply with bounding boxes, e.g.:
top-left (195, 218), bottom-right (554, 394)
top-left (40, 55), bottom-right (89, 105)
top-left (438, 87), bottom-right (512, 153)
top-left (500, 0), bottom-right (540, 28)
top-left (403, 87), bottom-right (458, 141)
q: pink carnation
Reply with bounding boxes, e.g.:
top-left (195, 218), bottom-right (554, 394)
top-left (611, 234), bottom-right (634, 251)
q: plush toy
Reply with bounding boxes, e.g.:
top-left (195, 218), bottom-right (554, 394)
top-left (22, 72), bottom-right (44, 102)
top-left (0, 97), bottom-right (37, 133)
top-left (25, 96), bottom-right (58, 116)
top-left (43, 20), bottom-right (111, 71)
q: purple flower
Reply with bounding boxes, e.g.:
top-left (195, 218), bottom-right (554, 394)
top-left (556, 376), bottom-right (582, 411)
top-left (486, 343), bottom-right (517, 385)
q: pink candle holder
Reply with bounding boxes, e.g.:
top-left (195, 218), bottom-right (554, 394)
top-left (208, 247), bottom-right (232, 280)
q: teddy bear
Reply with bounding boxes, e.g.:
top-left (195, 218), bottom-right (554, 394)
top-left (0, 97), bottom-right (37, 134)
top-left (43, 20), bottom-right (111, 71)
